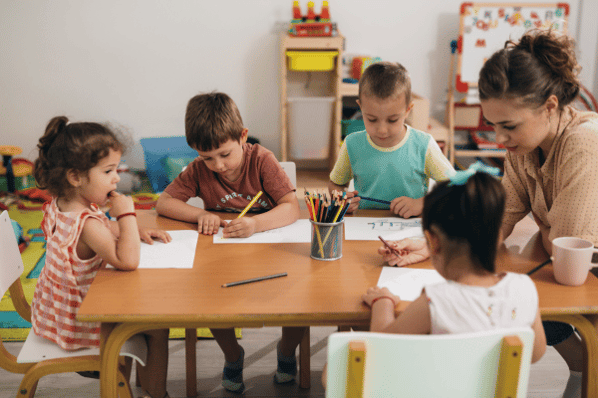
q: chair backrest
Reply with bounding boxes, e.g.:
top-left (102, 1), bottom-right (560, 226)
top-left (326, 328), bottom-right (534, 398)
top-left (279, 161), bottom-right (297, 188)
top-left (0, 211), bottom-right (25, 298)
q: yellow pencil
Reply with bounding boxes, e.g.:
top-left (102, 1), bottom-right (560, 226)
top-left (237, 191), bottom-right (263, 218)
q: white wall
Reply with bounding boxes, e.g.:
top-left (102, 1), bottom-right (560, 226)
top-left (1, 0), bottom-right (592, 169)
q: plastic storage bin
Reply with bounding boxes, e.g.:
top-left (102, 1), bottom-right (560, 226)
top-left (341, 119), bottom-right (365, 139)
top-left (140, 136), bottom-right (197, 193)
top-left (288, 97), bottom-right (335, 159)
top-left (286, 51), bottom-right (338, 71)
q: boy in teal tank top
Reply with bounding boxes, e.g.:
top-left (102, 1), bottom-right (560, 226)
top-left (329, 62), bottom-right (454, 217)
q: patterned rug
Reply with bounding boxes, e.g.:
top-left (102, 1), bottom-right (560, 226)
top-left (1, 194), bottom-right (239, 341)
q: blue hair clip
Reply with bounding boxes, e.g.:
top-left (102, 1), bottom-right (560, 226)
top-left (448, 161), bottom-right (501, 186)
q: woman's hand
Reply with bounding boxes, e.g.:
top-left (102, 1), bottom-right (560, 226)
top-left (362, 286), bottom-right (400, 307)
top-left (377, 237), bottom-right (430, 266)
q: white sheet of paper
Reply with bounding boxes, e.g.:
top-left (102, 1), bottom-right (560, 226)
top-left (377, 267), bottom-right (445, 301)
top-left (343, 217), bottom-right (424, 241)
top-left (138, 230), bottom-right (199, 269)
top-left (213, 219), bottom-right (311, 244)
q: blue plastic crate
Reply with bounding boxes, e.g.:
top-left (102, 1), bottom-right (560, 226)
top-left (140, 136), bottom-right (197, 193)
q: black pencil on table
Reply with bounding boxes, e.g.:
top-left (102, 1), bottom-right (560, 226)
top-left (527, 258), bottom-right (552, 276)
top-left (221, 272), bottom-right (288, 288)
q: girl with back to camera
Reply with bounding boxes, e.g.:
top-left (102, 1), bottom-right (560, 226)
top-left (31, 116), bottom-right (172, 398)
top-left (364, 165), bottom-right (546, 363)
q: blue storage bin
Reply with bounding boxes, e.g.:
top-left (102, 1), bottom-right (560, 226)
top-left (140, 136), bottom-right (197, 193)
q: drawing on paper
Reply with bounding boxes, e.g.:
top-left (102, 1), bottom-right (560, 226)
top-left (366, 219), bottom-right (421, 231)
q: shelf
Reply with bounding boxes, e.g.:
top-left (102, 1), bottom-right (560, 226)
top-left (454, 149), bottom-right (506, 158)
top-left (280, 33), bottom-right (344, 170)
top-left (340, 82), bottom-right (359, 97)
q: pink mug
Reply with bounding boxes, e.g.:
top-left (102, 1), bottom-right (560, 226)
top-left (552, 237), bottom-right (598, 286)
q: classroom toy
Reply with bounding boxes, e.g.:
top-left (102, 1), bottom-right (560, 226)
top-left (289, 1), bottom-right (336, 37)
top-left (0, 147), bottom-right (35, 193)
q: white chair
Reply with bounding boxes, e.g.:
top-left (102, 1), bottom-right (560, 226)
top-left (325, 328), bottom-right (534, 398)
top-left (0, 210), bottom-right (147, 397)
top-left (279, 161), bottom-right (297, 188)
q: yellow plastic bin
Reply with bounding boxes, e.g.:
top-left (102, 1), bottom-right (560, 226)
top-left (286, 51), bottom-right (339, 71)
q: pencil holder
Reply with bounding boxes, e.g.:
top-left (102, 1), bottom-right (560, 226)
top-left (310, 220), bottom-right (344, 261)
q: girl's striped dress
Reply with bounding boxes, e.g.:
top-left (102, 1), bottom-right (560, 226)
top-left (31, 199), bottom-right (110, 350)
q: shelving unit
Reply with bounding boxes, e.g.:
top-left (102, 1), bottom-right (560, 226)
top-left (448, 102), bottom-right (506, 162)
top-left (280, 32), bottom-right (344, 169)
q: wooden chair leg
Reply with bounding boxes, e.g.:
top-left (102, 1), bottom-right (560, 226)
top-left (119, 356), bottom-right (133, 381)
top-left (299, 327), bottom-right (310, 389)
top-left (185, 328), bottom-right (198, 397)
top-left (117, 367), bottom-right (133, 398)
top-left (17, 379), bottom-right (38, 398)
top-left (135, 362), bottom-right (142, 387)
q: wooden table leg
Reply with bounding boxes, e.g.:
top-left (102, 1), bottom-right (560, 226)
top-left (185, 328), bottom-right (198, 397)
top-left (299, 327), bottom-right (311, 389)
top-left (543, 314), bottom-right (598, 398)
top-left (100, 323), bottom-right (118, 398)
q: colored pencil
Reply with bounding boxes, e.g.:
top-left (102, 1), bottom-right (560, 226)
top-left (237, 191), bottom-right (263, 218)
top-left (222, 272), bottom-right (288, 288)
top-left (378, 235), bottom-right (403, 257)
top-left (359, 196), bottom-right (391, 205)
top-left (527, 258), bottom-right (552, 276)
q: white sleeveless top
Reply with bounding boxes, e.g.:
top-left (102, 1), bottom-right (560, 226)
top-left (425, 272), bottom-right (538, 335)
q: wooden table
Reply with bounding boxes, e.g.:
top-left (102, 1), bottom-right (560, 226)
top-left (78, 210), bottom-right (598, 398)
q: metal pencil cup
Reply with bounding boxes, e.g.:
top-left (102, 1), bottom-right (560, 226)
top-left (310, 220), bottom-right (344, 261)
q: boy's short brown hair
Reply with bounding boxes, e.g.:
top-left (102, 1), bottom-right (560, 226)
top-left (358, 61), bottom-right (412, 104)
top-left (185, 92), bottom-right (244, 151)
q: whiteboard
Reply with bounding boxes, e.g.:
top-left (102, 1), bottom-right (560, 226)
top-left (456, 2), bottom-right (569, 92)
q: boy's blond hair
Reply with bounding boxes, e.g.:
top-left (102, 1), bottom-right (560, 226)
top-left (358, 61), bottom-right (412, 104)
top-left (185, 92), bottom-right (244, 151)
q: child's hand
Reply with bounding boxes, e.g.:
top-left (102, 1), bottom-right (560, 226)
top-left (362, 286), bottom-right (400, 307)
top-left (378, 237), bottom-right (429, 267)
top-left (109, 191), bottom-right (135, 218)
top-left (197, 213), bottom-right (227, 235)
top-left (139, 227), bottom-right (172, 245)
top-left (344, 190), bottom-right (360, 213)
top-left (390, 196), bottom-right (423, 218)
top-left (223, 217), bottom-right (257, 238)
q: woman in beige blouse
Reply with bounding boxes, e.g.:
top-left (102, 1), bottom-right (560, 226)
top-left (381, 30), bottom-right (598, 398)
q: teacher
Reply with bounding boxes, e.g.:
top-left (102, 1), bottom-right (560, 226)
top-left (479, 29), bottom-right (598, 398)
top-left (381, 30), bottom-right (598, 398)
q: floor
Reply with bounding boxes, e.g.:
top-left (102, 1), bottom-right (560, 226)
top-left (0, 169), bottom-right (573, 397)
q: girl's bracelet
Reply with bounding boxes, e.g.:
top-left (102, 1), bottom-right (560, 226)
top-left (371, 296), bottom-right (397, 307)
top-left (116, 212), bottom-right (137, 221)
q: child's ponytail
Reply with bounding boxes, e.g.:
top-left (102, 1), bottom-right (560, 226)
top-left (34, 116), bottom-right (69, 193)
